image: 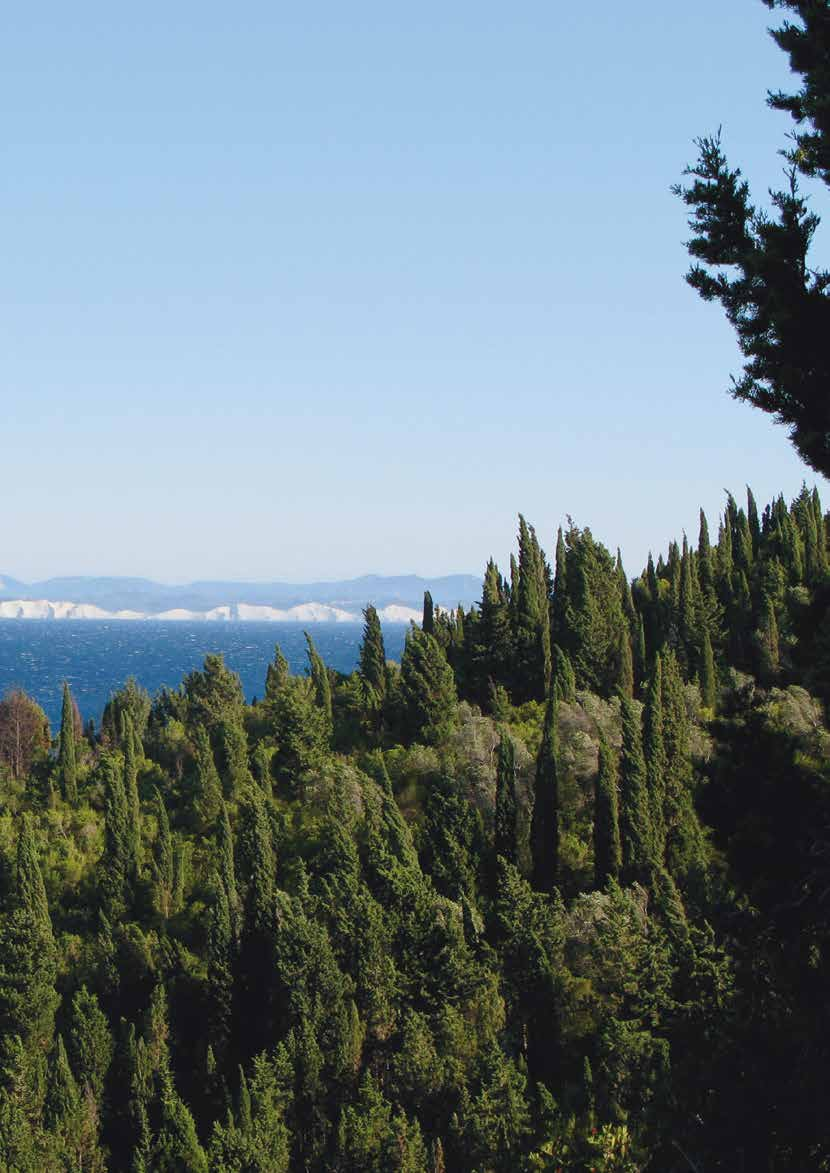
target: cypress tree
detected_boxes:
[422,591,435,635]
[698,509,715,599]
[238,1066,252,1133]
[758,591,781,679]
[551,526,568,645]
[652,867,691,952]
[359,605,387,701]
[736,507,754,573]
[122,712,141,875]
[477,560,512,698]
[305,632,333,737]
[508,553,519,628]
[747,486,761,556]
[217,798,239,919]
[643,657,667,863]
[252,742,273,793]
[679,538,697,670]
[399,627,459,745]
[594,736,621,888]
[796,486,821,582]
[3,820,59,1061]
[265,644,290,703]
[171,839,191,915]
[718,514,733,587]
[16,814,52,933]
[100,753,131,919]
[812,486,827,575]
[44,1034,80,1133]
[531,689,559,895]
[494,734,517,864]
[153,1065,209,1173]
[206,874,234,1070]
[618,696,653,885]
[552,644,576,703]
[667,540,681,609]
[67,985,113,1104]
[152,788,174,919]
[618,627,634,699]
[661,651,692,794]
[634,612,647,693]
[700,625,717,711]
[514,516,551,700]
[58,681,78,805]
[646,551,659,603]
[614,548,637,624]
[236,789,279,1063]
[193,724,223,827]
[220,717,251,795]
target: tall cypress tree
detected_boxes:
[17,814,52,934]
[100,752,131,919]
[477,560,512,699]
[634,613,648,694]
[58,682,78,805]
[206,872,234,1072]
[219,717,251,795]
[552,644,576,703]
[305,632,333,737]
[618,627,634,700]
[618,696,653,885]
[265,644,290,703]
[700,626,717,711]
[67,985,113,1105]
[217,799,240,935]
[514,516,551,701]
[551,526,568,646]
[359,605,387,701]
[757,591,781,679]
[193,724,223,827]
[698,509,715,600]
[594,736,621,888]
[122,712,141,876]
[0,824,59,1058]
[679,538,698,671]
[422,591,435,635]
[152,788,174,920]
[643,658,667,863]
[399,627,459,745]
[494,734,517,864]
[747,485,761,556]
[531,689,559,895]
[236,787,278,1059]
[812,486,827,575]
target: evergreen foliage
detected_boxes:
[398,627,458,745]
[674,2,830,475]
[531,689,559,894]
[1,486,829,1167]
[58,682,78,804]
[494,733,517,864]
[358,604,386,701]
[618,696,654,885]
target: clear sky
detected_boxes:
[2,1,824,585]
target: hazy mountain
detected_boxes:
[0,573,482,614]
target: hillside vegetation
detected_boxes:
[0,486,829,1171]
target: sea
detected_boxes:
[0,621,410,731]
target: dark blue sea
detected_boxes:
[0,621,409,732]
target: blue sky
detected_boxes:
[2,1,823,584]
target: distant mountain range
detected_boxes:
[0,573,482,622]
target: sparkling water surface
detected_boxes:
[0,621,408,731]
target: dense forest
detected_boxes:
[0,485,828,1171]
